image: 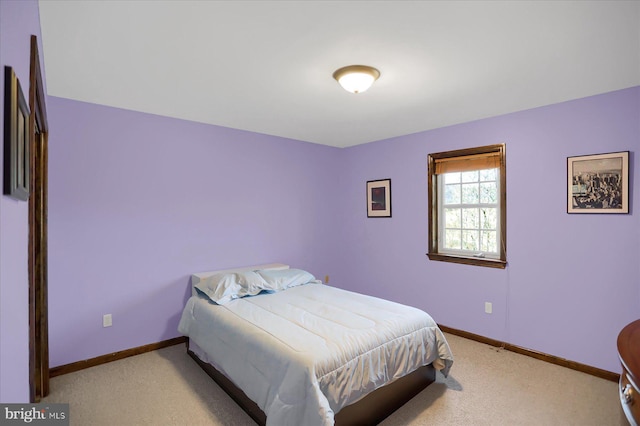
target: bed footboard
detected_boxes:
[187,346,436,425]
[187,349,266,424]
[334,363,436,425]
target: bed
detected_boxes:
[178,264,453,425]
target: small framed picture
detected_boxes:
[567,151,629,214]
[3,66,30,201]
[367,179,391,217]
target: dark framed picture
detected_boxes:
[567,151,629,214]
[367,178,391,217]
[3,66,30,201]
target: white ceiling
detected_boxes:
[38,1,639,148]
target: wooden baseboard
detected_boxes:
[50,328,619,383]
[49,336,187,378]
[438,325,619,382]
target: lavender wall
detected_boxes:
[334,87,639,373]
[0,0,46,403]
[48,88,638,376]
[47,98,342,367]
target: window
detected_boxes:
[427,144,506,268]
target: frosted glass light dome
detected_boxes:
[333,65,380,94]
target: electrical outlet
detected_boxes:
[324,275,329,283]
[485,302,492,314]
[103,314,112,327]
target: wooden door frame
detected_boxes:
[28,34,49,402]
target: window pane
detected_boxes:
[480,168,497,181]
[444,208,461,228]
[462,208,479,229]
[480,182,497,203]
[444,184,461,205]
[461,183,479,204]
[480,207,497,229]
[461,171,478,183]
[480,231,497,253]
[444,172,461,184]
[444,229,461,250]
[462,230,479,251]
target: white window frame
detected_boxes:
[437,170,501,259]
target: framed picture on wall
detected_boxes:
[3,66,30,201]
[567,151,629,214]
[367,179,391,217]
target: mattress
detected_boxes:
[178,282,453,426]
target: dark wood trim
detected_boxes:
[28,36,48,133]
[49,337,187,378]
[427,143,507,268]
[439,324,620,382]
[187,345,436,426]
[426,252,507,269]
[28,34,49,402]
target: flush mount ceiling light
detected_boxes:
[332,65,380,94]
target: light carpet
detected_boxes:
[42,333,628,425]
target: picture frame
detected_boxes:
[3,66,30,201]
[567,151,629,214]
[367,178,391,217]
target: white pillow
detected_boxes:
[256,268,320,290]
[194,270,267,305]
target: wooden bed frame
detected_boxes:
[187,341,436,425]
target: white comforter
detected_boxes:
[178,283,453,426]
